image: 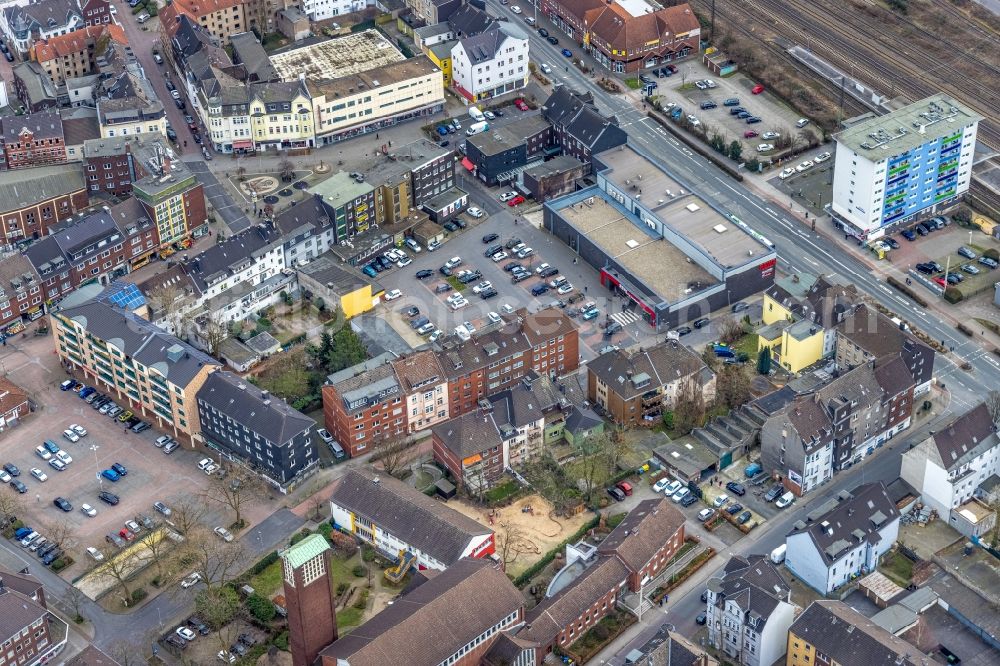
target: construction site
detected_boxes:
[269,29,407,83]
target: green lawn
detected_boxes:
[733,334,760,359]
[336,607,364,628]
[624,78,640,90]
[446,276,467,292]
[249,561,283,597]
[879,552,914,587]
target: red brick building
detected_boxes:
[520,498,686,659]
[0,255,44,336]
[25,198,159,304]
[0,569,65,663]
[322,355,405,458]
[0,111,66,170]
[541,0,700,73]
[82,135,136,199]
[279,535,338,666]
[0,164,88,246]
[0,377,30,432]
[80,0,112,27]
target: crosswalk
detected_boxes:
[609,310,642,327]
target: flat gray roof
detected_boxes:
[269,30,405,82]
[835,93,982,162]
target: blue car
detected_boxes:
[561,48,573,58]
[101,469,120,482]
[43,440,60,454]
[14,527,32,540]
[79,386,95,398]
[362,264,377,278]
[436,125,449,136]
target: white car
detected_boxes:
[203,463,218,475]
[450,298,469,310]
[181,572,202,589]
[516,247,533,258]
[796,160,814,172]
[653,478,671,493]
[473,281,493,294]
[686,114,701,126]
[444,256,463,269]
[446,293,464,304]
[384,289,402,301]
[556,283,574,295]
[463,320,477,334]
[35,446,52,461]
[483,110,496,120]
[672,487,689,502]
[170,89,181,100]
[488,312,502,325]
[713,494,729,507]
[55,450,73,465]
[155,435,174,448]
[510,4,522,13]
[176,626,196,641]
[704,79,717,88]
[779,168,795,180]
[814,151,831,163]
[62,429,79,443]
[756,143,774,152]
[467,207,484,218]
[428,329,442,342]
[81,503,97,517]
[540,63,552,74]
[500,303,515,314]
[761,131,780,140]
[198,458,214,471]
[395,256,412,268]
[663,480,684,496]
[535,263,551,274]
[218,651,237,663]
[70,424,87,437]
[86,546,104,561]
[697,508,715,522]
[775,492,795,508]
[0,470,9,483]
[30,468,48,482]
[213,526,234,542]
[498,191,517,202]
[491,251,508,262]
[694,80,709,90]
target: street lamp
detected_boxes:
[91,444,102,489]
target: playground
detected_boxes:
[448,494,594,577]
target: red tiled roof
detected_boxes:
[30,24,107,64]
[0,377,28,418]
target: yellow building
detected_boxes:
[297,257,378,320]
[248,82,315,151]
[788,600,926,666]
[424,41,455,87]
[52,300,220,443]
[758,273,858,374]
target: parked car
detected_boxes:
[214,526,234,542]
[725,481,746,496]
[154,501,172,516]
[713,494,729,507]
[697,508,715,522]
[957,246,977,259]
[764,484,784,502]
[607,486,625,502]
[775,492,795,508]
[101,469,120,482]
[99,491,120,506]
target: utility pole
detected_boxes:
[839,75,846,126]
[711,0,717,42]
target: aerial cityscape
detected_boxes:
[0,0,997,664]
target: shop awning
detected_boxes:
[461,157,475,172]
[232,140,253,149]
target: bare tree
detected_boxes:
[145,283,191,336]
[198,311,228,357]
[576,433,610,502]
[373,437,412,478]
[169,496,209,536]
[64,586,87,624]
[673,384,706,436]
[986,390,1000,422]
[495,521,525,566]
[279,158,294,182]
[196,586,243,654]
[40,518,79,552]
[718,316,744,345]
[140,528,175,582]
[96,544,145,607]
[0,493,25,530]
[605,427,632,476]
[203,467,265,529]
[186,530,250,592]
[716,365,752,410]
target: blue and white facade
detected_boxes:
[831,95,981,240]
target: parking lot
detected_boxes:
[1,336,253,579]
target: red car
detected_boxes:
[752,84,765,95]
[118,528,135,541]
[514,98,529,111]
[743,130,759,138]
[933,277,946,287]
[507,195,525,207]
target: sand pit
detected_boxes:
[448,494,593,576]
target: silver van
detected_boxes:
[328,441,346,459]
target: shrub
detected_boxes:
[130,588,148,604]
[151,575,162,588]
[592,623,611,641]
[952,207,972,225]
[131,4,145,14]
[957,322,974,337]
[289,527,313,546]
[248,551,280,576]
[247,593,277,622]
[984,248,999,262]
[336,582,349,595]
[318,522,333,541]
[352,565,366,577]
[353,589,369,610]
[51,558,67,572]
[362,548,375,563]
[661,411,675,429]
[273,631,289,650]
[943,286,964,303]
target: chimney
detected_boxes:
[162,155,171,174]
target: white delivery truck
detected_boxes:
[468,106,486,122]
[466,121,489,136]
[770,544,786,564]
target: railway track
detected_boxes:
[694,0,1000,150]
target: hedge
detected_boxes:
[886,275,928,306]
[957,322,974,337]
[248,550,280,577]
[944,286,964,304]
[513,515,599,588]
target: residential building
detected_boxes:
[522,155,589,202]
[758,273,859,369]
[415,4,498,86]
[79,0,110,27]
[405,0,462,24]
[229,31,278,83]
[761,353,914,483]
[310,172,379,244]
[280,534,338,666]
[0,377,30,431]
[901,402,999,527]
[60,105,101,159]
[25,198,158,306]
[519,499,686,659]
[705,555,797,666]
[329,468,495,571]
[784,482,900,594]
[0,569,67,664]
[273,196,337,268]
[197,370,317,491]
[1,0,85,55]
[276,7,309,41]
[323,353,406,457]
[393,351,449,434]
[300,0,365,22]
[248,80,315,151]
[540,0,699,73]
[0,164,88,247]
[51,299,221,442]
[832,94,981,240]
[545,144,778,330]
[131,139,208,248]
[12,61,60,112]
[157,0,248,46]
[82,134,138,199]
[622,630,719,666]
[0,255,44,335]
[95,39,168,140]
[465,114,554,185]
[29,23,108,86]
[451,22,529,103]
[316,557,523,666]
[379,138,457,219]
[0,111,66,170]
[835,303,934,395]
[787,600,927,666]
[541,87,628,165]
[588,338,716,428]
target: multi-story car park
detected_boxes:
[831,94,980,241]
[543,144,777,331]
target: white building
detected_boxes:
[706,555,798,666]
[451,22,529,103]
[785,482,900,594]
[831,94,981,240]
[328,468,496,572]
[1,0,84,55]
[901,402,999,526]
[300,0,366,22]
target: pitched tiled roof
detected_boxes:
[447,3,495,37]
[1,110,63,143]
[922,402,997,471]
[182,224,283,294]
[786,482,898,565]
[0,378,29,417]
[710,555,790,629]
[197,371,314,446]
[791,600,924,666]
[61,107,101,145]
[583,3,700,54]
[391,351,445,392]
[589,339,707,400]
[836,304,935,386]
[432,409,505,459]
[319,558,522,666]
[329,469,492,566]
[30,23,106,63]
[0,587,48,644]
[456,22,527,63]
[597,498,685,571]
[0,255,40,297]
[783,396,833,453]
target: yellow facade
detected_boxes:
[340,284,375,319]
[100,116,167,140]
[426,48,453,87]
[786,630,818,666]
[758,322,825,374]
[763,292,794,325]
[249,93,315,149]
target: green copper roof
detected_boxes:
[279,533,331,569]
